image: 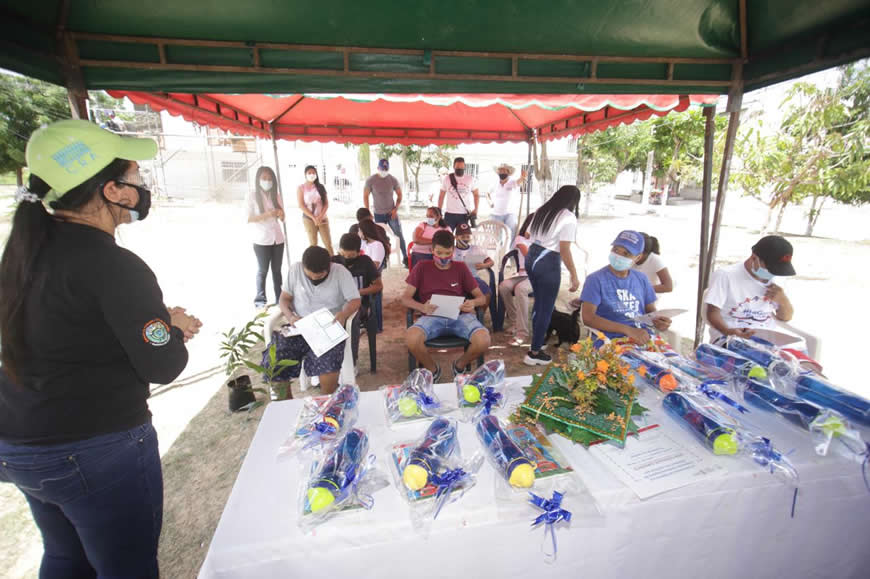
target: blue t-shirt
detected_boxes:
[580,267,657,338]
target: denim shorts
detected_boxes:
[413,313,486,341]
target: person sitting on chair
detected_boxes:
[403,230,490,381]
[499,213,534,346]
[333,233,382,364]
[704,235,796,343]
[272,246,361,394]
[453,222,494,302]
[580,230,671,345]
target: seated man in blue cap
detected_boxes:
[580,230,672,344]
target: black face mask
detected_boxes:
[105,181,152,221]
[454,168,465,177]
[310,274,328,286]
[498,173,509,181]
[344,256,358,266]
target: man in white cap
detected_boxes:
[487,163,526,238]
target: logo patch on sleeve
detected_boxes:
[143,319,171,346]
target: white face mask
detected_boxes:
[426,217,436,226]
[306,173,317,183]
[259,179,273,191]
[378,170,388,178]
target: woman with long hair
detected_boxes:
[297,165,333,254]
[0,120,201,577]
[247,166,285,307]
[523,185,581,366]
[358,218,386,270]
[409,206,451,269]
[635,232,673,293]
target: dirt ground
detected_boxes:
[2,186,870,578]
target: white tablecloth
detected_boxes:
[199,377,870,579]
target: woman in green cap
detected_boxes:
[0,119,202,577]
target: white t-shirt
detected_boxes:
[492,178,518,215]
[441,173,478,215]
[704,262,782,340]
[512,236,531,272]
[635,253,666,286]
[245,189,285,246]
[529,209,577,251]
[283,262,360,316]
[360,239,385,268]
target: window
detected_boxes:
[221,161,247,184]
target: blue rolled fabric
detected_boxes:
[663,392,739,455]
[402,417,458,491]
[698,380,750,414]
[306,428,368,513]
[475,414,535,487]
[744,378,822,430]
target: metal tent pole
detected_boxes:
[271,123,292,269]
[694,106,717,348]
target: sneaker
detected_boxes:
[452,360,467,378]
[510,336,527,346]
[523,350,552,366]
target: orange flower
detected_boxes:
[596,360,609,373]
[619,365,629,376]
[596,372,607,383]
[570,343,581,353]
[576,370,586,380]
[637,365,648,377]
[628,374,636,385]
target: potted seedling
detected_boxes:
[219,311,270,412]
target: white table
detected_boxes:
[199,377,870,579]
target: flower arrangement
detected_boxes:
[513,337,645,446]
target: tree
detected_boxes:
[649,109,715,197]
[733,64,870,235]
[0,74,70,185]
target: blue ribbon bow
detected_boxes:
[699,380,750,414]
[416,391,439,413]
[751,437,786,472]
[481,387,503,415]
[430,468,469,519]
[334,454,377,511]
[529,491,572,560]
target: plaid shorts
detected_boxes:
[263,331,345,380]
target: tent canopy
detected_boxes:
[1,1,868,95]
[110,92,718,145]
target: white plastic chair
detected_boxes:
[472,219,511,267]
[384,229,402,267]
[263,310,357,391]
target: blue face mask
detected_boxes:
[609,252,635,271]
[753,266,774,281]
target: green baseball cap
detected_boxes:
[25,119,157,204]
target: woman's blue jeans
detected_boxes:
[0,422,163,578]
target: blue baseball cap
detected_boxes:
[611,230,644,256]
[377,159,389,170]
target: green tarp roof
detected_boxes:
[1,0,868,94]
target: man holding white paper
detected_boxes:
[269,246,360,394]
[403,230,490,381]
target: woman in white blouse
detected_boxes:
[635,233,673,293]
[247,166,285,307]
[358,219,386,269]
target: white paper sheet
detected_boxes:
[281,308,348,357]
[749,327,803,347]
[588,425,726,500]
[635,308,688,325]
[429,294,465,320]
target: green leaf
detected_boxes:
[269,343,277,367]
[276,359,298,367]
[243,360,267,374]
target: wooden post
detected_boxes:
[694,106,717,348]
[700,65,744,337]
[271,123,292,268]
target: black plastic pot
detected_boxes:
[227,375,255,412]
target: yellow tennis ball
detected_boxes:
[747,365,768,380]
[307,487,335,513]
[398,396,420,417]
[463,384,481,404]
[713,431,739,456]
[508,463,536,488]
[402,464,429,490]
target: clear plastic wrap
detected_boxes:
[298,428,388,530]
[722,336,800,380]
[455,359,506,421]
[620,349,679,393]
[388,417,482,528]
[662,391,798,484]
[277,383,360,457]
[475,414,537,488]
[743,377,866,456]
[792,373,870,428]
[381,368,451,427]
